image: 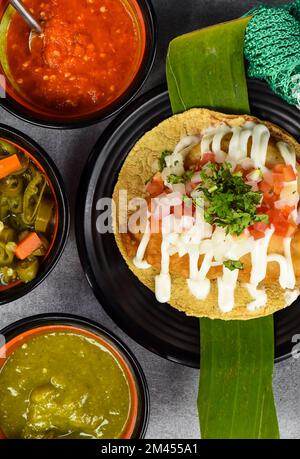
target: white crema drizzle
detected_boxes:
[132,122,299,312]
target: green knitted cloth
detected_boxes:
[244,0,300,107]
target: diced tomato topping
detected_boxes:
[274,220,297,237]
[281,205,295,218]
[266,207,297,237]
[272,173,284,194]
[259,164,296,206]
[200,152,216,166]
[287,222,298,236]
[264,194,277,206]
[259,180,273,194]
[248,226,266,240]
[146,172,165,197]
[254,222,268,232]
[259,180,278,206]
[267,208,290,223]
[272,164,285,173]
[283,164,297,182]
[249,221,269,239]
[273,182,283,196]
[259,165,297,209]
[257,205,269,215]
[272,164,296,181]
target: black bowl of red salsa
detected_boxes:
[0,0,156,128]
[0,125,69,304]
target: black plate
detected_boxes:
[76,80,300,368]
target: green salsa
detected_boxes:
[0,331,132,439]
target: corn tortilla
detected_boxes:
[113,108,300,320]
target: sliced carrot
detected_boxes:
[15,232,42,260]
[0,154,22,179]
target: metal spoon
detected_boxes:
[10,0,43,50]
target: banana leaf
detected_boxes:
[166,17,280,439]
[167,18,251,115]
[199,318,279,439]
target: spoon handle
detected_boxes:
[10,0,42,34]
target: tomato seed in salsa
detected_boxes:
[6,0,144,115]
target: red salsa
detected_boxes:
[5,0,145,116]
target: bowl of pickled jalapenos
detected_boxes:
[0,126,69,304]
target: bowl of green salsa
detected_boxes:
[0,314,149,439]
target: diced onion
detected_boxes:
[245,180,259,191]
[263,168,273,185]
[246,168,262,182]
[275,197,298,209]
[191,172,201,184]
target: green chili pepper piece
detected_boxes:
[0,140,18,157]
[16,256,39,283]
[22,173,47,225]
[0,196,10,220]
[0,226,16,244]
[0,266,17,285]
[0,176,23,197]
[9,196,23,214]
[0,241,15,267]
[35,198,54,233]
[7,215,32,232]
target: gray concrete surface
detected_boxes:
[0,0,299,439]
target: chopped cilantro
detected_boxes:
[167,174,180,184]
[167,170,194,184]
[182,194,205,209]
[196,162,269,235]
[233,171,243,177]
[193,196,204,209]
[159,150,172,172]
[223,260,244,271]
